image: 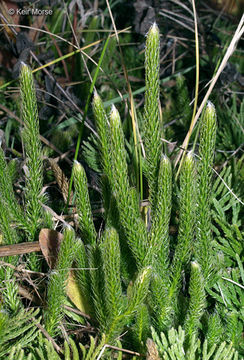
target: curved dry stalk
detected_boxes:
[175,14,244,170]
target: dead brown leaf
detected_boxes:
[39,228,63,269]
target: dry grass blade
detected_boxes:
[212,167,244,206]
[0,15,95,136]
[161,8,194,24]
[170,0,194,16]
[0,22,130,75]
[0,18,76,48]
[0,103,72,165]
[159,10,195,33]
[175,14,244,169]
[97,344,141,360]
[222,277,244,290]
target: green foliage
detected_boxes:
[92,92,112,181]
[0,308,39,358]
[101,227,124,326]
[50,124,78,154]
[108,105,147,267]
[184,262,206,345]
[170,152,197,297]
[143,23,162,210]
[0,21,242,358]
[44,227,76,337]
[0,147,25,231]
[211,165,243,267]
[195,102,217,282]
[216,97,244,157]
[206,164,243,353]
[132,303,151,350]
[20,64,45,240]
[1,268,21,313]
[74,239,91,311]
[78,334,106,360]
[145,155,172,271]
[0,194,19,248]
[206,267,244,353]
[150,326,240,359]
[81,134,101,173]
[175,74,192,127]
[73,161,96,245]
[3,333,124,360]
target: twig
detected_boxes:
[97,344,141,360]
[64,304,92,320]
[0,241,40,257]
[35,322,63,353]
[0,260,45,276]
[18,285,42,304]
[222,277,244,289]
[212,166,244,206]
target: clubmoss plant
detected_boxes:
[20,63,45,240]
[73,161,96,245]
[92,91,112,182]
[0,148,25,231]
[0,307,39,358]
[184,261,206,346]
[150,151,197,330]
[0,64,48,272]
[108,105,147,268]
[49,22,236,351]
[0,63,48,309]
[169,152,197,298]
[71,22,224,349]
[0,22,242,358]
[144,154,172,269]
[44,227,76,337]
[72,158,152,339]
[195,102,217,282]
[143,23,162,212]
[101,227,124,327]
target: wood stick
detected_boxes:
[0,241,40,257]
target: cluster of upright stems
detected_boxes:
[0,24,217,347]
[71,23,217,343]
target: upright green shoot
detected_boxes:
[92,92,113,217]
[195,102,217,282]
[184,261,206,347]
[45,227,76,337]
[109,105,147,268]
[145,155,172,271]
[143,23,162,211]
[170,152,197,299]
[101,228,124,328]
[20,64,45,240]
[73,161,96,245]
